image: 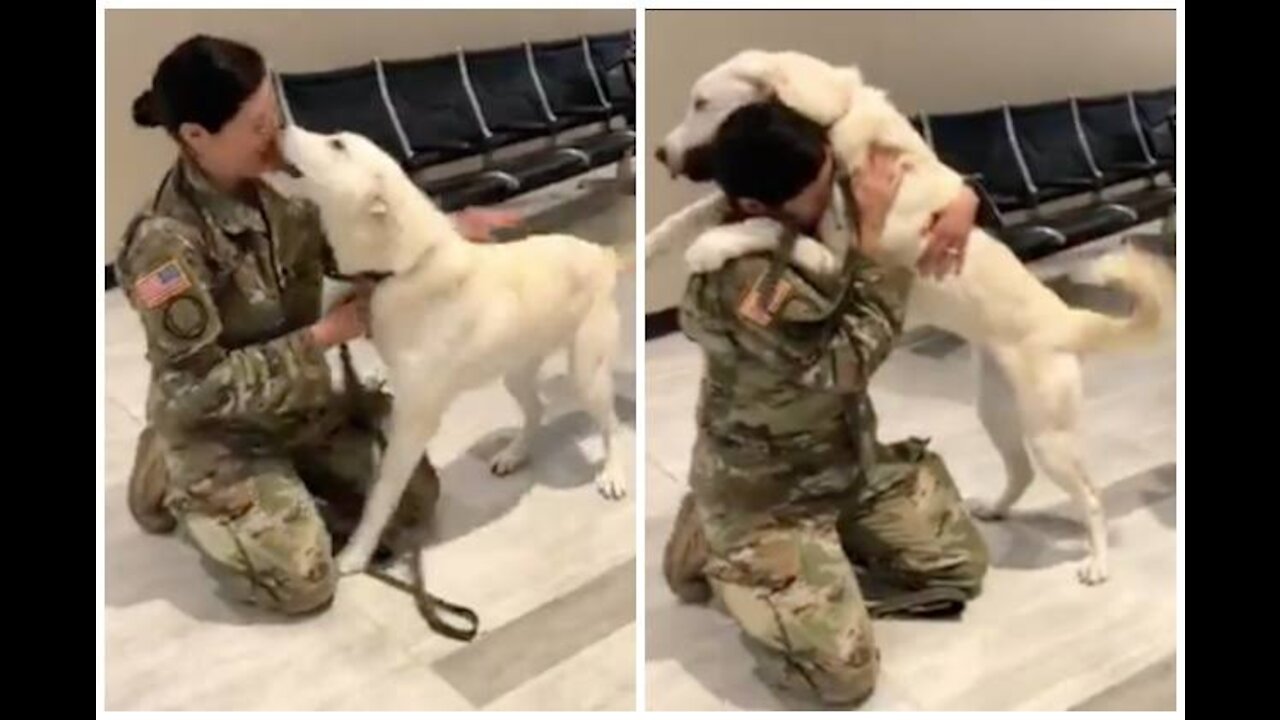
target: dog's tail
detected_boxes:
[1049,245,1176,355]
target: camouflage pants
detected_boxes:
[134,409,439,616]
[681,437,988,706]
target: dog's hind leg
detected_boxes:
[572,293,627,500]
[335,404,443,575]
[1027,427,1107,585]
[1020,352,1108,585]
[970,346,1036,521]
[492,360,544,476]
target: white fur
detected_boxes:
[266,127,628,575]
[651,50,1176,585]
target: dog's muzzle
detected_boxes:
[280,161,304,179]
[682,144,715,182]
[656,143,714,181]
[656,146,682,180]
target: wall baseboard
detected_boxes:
[645,308,679,341]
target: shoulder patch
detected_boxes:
[161,295,210,340]
[133,259,192,309]
[737,272,794,327]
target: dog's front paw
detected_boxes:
[335,544,374,576]
[1077,558,1109,585]
[968,499,1007,522]
[684,240,734,273]
[594,466,627,500]
[792,239,839,276]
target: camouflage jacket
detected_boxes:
[678,189,914,478]
[115,156,338,443]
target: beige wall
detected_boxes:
[105,8,633,259]
[644,9,1176,312]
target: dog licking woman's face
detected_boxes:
[179,78,288,189]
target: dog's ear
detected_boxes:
[762,52,856,127]
[365,173,390,218]
[727,50,777,100]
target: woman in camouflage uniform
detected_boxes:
[118,35,517,615]
[662,103,989,705]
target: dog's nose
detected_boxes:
[655,146,667,165]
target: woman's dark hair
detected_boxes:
[711,101,828,207]
[132,34,267,136]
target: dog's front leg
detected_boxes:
[684,219,779,273]
[684,218,838,277]
[645,192,729,260]
[335,408,441,575]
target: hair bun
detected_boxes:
[132,89,161,128]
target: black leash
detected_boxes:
[751,208,806,312]
[749,174,866,322]
[363,545,480,642]
[321,242,392,284]
[322,245,480,643]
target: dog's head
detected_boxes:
[656,50,861,180]
[264,126,423,276]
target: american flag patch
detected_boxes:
[133,259,192,309]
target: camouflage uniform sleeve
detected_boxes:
[715,253,913,393]
[117,218,333,429]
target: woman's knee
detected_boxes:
[808,628,881,706]
[269,555,338,615]
[207,538,337,615]
[180,475,338,616]
[950,532,990,597]
[716,563,881,706]
[760,620,881,706]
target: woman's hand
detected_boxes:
[309,287,371,348]
[850,145,908,253]
[917,185,979,279]
[452,207,524,242]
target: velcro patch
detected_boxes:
[737,274,793,327]
[162,296,210,340]
[134,259,192,309]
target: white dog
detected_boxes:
[266,126,629,575]
[649,50,1175,585]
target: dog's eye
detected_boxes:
[329,138,346,152]
[693,97,707,111]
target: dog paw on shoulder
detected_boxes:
[684,240,736,273]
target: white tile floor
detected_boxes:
[644,228,1178,711]
[103,169,637,711]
